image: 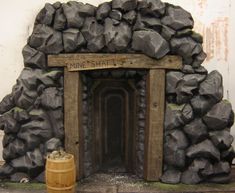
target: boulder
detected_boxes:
[109,10,122,20]
[190,95,215,116]
[3,139,26,161]
[123,10,136,24]
[186,139,220,161]
[0,163,14,178]
[138,0,165,17]
[96,2,111,21]
[181,168,202,184]
[161,5,194,30]
[183,119,208,144]
[10,149,44,177]
[166,71,184,94]
[192,51,207,68]
[221,146,235,164]
[0,94,15,114]
[22,45,46,69]
[62,2,84,28]
[164,145,185,168]
[104,18,132,52]
[194,66,208,74]
[164,104,184,130]
[35,3,55,26]
[199,70,223,103]
[53,7,66,31]
[29,24,63,54]
[12,109,30,123]
[161,169,181,184]
[203,101,233,130]
[40,87,62,110]
[165,129,188,150]
[82,17,105,52]
[78,3,96,17]
[132,30,169,59]
[63,28,86,53]
[0,114,19,134]
[181,65,195,74]
[134,14,162,32]
[112,0,137,11]
[209,130,234,150]
[45,138,62,152]
[161,25,175,41]
[181,104,194,124]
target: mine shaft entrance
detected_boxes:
[92,80,137,173]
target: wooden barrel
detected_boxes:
[46,154,76,193]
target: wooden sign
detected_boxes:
[48,54,182,71]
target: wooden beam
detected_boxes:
[144,69,165,181]
[64,69,82,180]
[48,54,182,71]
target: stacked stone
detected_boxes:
[0,0,233,183]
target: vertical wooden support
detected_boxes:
[144,69,165,181]
[64,68,82,180]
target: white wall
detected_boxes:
[0,0,234,161]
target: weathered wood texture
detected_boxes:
[64,69,82,180]
[144,69,165,181]
[48,54,182,71]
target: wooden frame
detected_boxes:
[48,54,182,181]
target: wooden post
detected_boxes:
[64,68,82,180]
[144,69,165,181]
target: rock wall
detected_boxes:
[0,0,234,184]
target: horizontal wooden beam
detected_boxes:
[48,54,182,71]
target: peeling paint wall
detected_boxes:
[0,0,235,161]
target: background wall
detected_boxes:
[0,0,234,161]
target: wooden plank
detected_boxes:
[64,69,82,180]
[48,54,182,70]
[144,69,165,181]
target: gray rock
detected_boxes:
[165,129,188,150]
[213,162,231,175]
[176,78,198,104]
[109,10,122,20]
[138,0,165,17]
[96,2,111,21]
[29,24,63,54]
[209,130,234,150]
[208,174,231,184]
[82,17,105,52]
[181,168,202,184]
[3,139,26,161]
[13,109,30,123]
[112,0,137,11]
[10,148,44,177]
[45,138,62,152]
[161,169,181,184]
[166,71,183,94]
[203,101,233,130]
[132,30,169,59]
[0,94,15,114]
[123,10,136,24]
[40,87,62,110]
[191,31,203,43]
[63,28,86,52]
[181,65,195,74]
[194,66,208,74]
[22,45,46,69]
[164,104,184,130]
[53,2,61,9]
[0,114,19,134]
[78,3,96,17]
[192,51,207,68]
[199,70,223,102]
[190,158,210,172]
[35,171,45,183]
[164,145,185,168]
[161,5,194,30]
[181,104,194,123]
[190,95,215,116]
[183,119,208,144]
[35,3,55,26]
[0,163,14,177]
[104,18,132,52]
[161,25,175,41]
[10,172,29,182]
[2,134,15,147]
[186,139,220,161]
[134,14,162,32]
[53,7,66,31]
[62,2,84,28]
[175,28,192,38]
[221,146,235,164]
